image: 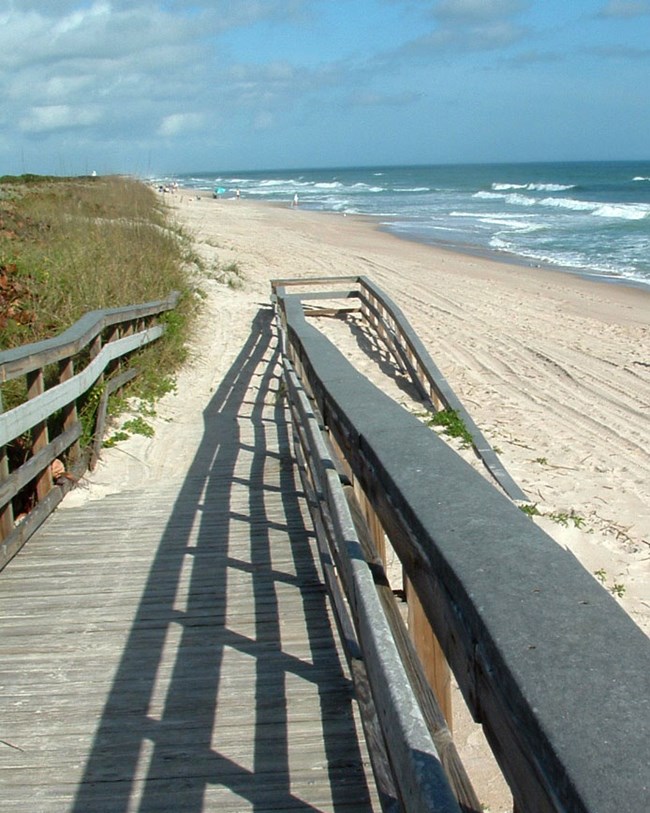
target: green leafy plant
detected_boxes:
[593,569,626,598]
[424,408,473,448]
[121,416,155,438]
[104,431,129,447]
[547,510,585,528]
[78,383,106,447]
[519,503,542,518]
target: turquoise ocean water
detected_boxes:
[167,161,650,289]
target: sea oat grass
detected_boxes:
[1,173,197,342]
[0,173,200,426]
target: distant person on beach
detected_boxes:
[236,188,241,199]
[293,193,298,207]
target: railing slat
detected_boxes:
[0,423,81,508]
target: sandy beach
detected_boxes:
[166,193,649,617]
[66,191,649,812]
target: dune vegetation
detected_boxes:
[0,174,201,478]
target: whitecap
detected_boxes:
[259,179,295,187]
[493,181,574,192]
[526,183,574,192]
[536,196,649,219]
[505,193,537,206]
[492,183,527,190]
[539,196,596,212]
[482,217,543,232]
[592,203,650,220]
[632,176,650,181]
[473,190,504,200]
[348,183,384,192]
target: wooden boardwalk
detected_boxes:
[0,311,378,812]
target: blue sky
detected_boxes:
[0,0,648,175]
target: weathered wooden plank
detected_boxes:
[0,423,81,508]
[0,310,379,813]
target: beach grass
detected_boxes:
[0,173,199,361]
[0,173,201,445]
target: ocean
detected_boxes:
[167,161,650,289]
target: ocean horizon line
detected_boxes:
[158,160,650,291]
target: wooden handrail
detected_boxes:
[0,292,180,569]
[0,292,179,382]
[272,277,650,813]
[271,276,526,502]
[281,353,467,813]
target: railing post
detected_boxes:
[58,357,80,462]
[0,392,15,541]
[353,479,386,566]
[406,578,453,732]
[26,368,53,501]
[104,324,121,378]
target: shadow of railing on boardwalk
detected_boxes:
[72,307,372,812]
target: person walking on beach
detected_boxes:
[292,193,298,207]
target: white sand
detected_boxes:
[64,192,649,812]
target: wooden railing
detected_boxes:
[273,274,527,503]
[0,292,179,569]
[272,276,649,813]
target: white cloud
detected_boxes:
[19,104,102,133]
[597,0,650,16]
[433,0,528,21]
[158,113,204,137]
[396,19,525,56]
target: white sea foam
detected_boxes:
[592,203,649,220]
[450,211,539,231]
[474,191,504,200]
[538,196,649,219]
[505,193,537,206]
[492,182,574,192]
[539,196,595,212]
[632,176,650,181]
[492,183,527,190]
[527,183,574,191]
[258,179,291,186]
[482,217,543,232]
[348,183,384,192]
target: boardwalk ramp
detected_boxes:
[0,308,378,812]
